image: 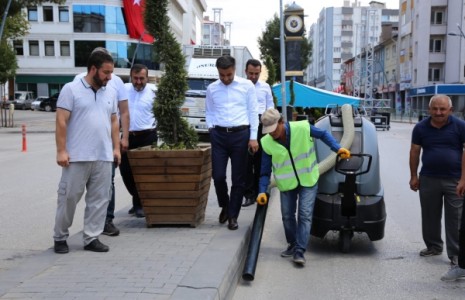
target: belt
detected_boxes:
[129,128,156,136]
[214,125,250,133]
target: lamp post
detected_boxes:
[279,0,287,122]
[448,23,465,84]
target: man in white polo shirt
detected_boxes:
[53,49,120,253]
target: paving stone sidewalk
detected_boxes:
[0,188,255,300]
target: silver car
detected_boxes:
[31,96,48,111]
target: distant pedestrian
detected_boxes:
[409,94,465,265]
[242,59,274,207]
[53,48,120,253]
[257,108,350,266]
[74,48,130,237]
[206,55,259,230]
[119,64,157,218]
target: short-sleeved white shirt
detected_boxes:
[57,78,118,162]
[125,83,157,131]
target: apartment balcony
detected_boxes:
[341,41,353,48]
[429,52,446,63]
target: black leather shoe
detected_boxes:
[54,240,69,254]
[242,197,255,207]
[128,207,135,214]
[228,218,238,230]
[135,207,145,218]
[84,239,109,252]
[219,208,228,224]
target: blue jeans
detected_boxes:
[280,184,318,253]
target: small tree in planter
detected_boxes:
[144,0,198,149]
[126,0,211,227]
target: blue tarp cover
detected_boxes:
[272,81,361,108]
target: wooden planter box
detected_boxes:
[127,146,212,227]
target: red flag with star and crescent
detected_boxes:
[123,0,154,43]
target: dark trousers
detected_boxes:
[460,202,465,268]
[119,131,157,209]
[419,175,462,261]
[210,127,249,219]
[244,121,264,200]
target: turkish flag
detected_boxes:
[123,0,154,43]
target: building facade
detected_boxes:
[307,0,398,92]
[8,0,207,98]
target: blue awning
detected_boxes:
[272,81,361,108]
[410,84,465,96]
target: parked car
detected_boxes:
[39,93,59,112]
[2,91,35,110]
[31,96,49,111]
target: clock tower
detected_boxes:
[284,2,304,83]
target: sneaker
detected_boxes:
[441,265,465,281]
[102,221,120,236]
[281,244,296,257]
[419,248,442,257]
[84,239,109,252]
[293,251,306,265]
[54,240,69,254]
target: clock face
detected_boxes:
[285,15,303,33]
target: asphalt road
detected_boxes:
[233,121,465,299]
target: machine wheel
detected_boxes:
[339,230,353,253]
[45,104,52,112]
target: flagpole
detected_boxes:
[131,32,146,67]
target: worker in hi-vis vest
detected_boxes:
[256,108,350,267]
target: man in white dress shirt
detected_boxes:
[120,64,157,218]
[206,55,259,230]
[242,59,275,207]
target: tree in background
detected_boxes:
[144,0,198,149]
[257,14,311,81]
[0,0,64,84]
[265,55,278,107]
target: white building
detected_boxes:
[405,0,465,118]
[307,1,398,91]
[8,0,207,98]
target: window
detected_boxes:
[429,38,442,53]
[13,40,24,55]
[45,41,55,56]
[428,68,441,81]
[60,41,70,56]
[430,11,443,25]
[43,6,54,22]
[28,7,38,21]
[29,40,39,56]
[59,7,69,22]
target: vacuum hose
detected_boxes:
[318,104,355,175]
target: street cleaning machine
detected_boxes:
[312,104,386,252]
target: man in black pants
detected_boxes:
[242,59,275,207]
[120,64,157,218]
[205,55,259,230]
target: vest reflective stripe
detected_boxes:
[261,121,320,192]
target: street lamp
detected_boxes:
[448,23,465,39]
[448,23,465,84]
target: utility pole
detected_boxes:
[279,0,287,121]
[0,0,13,41]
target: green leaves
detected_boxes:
[144,0,198,149]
